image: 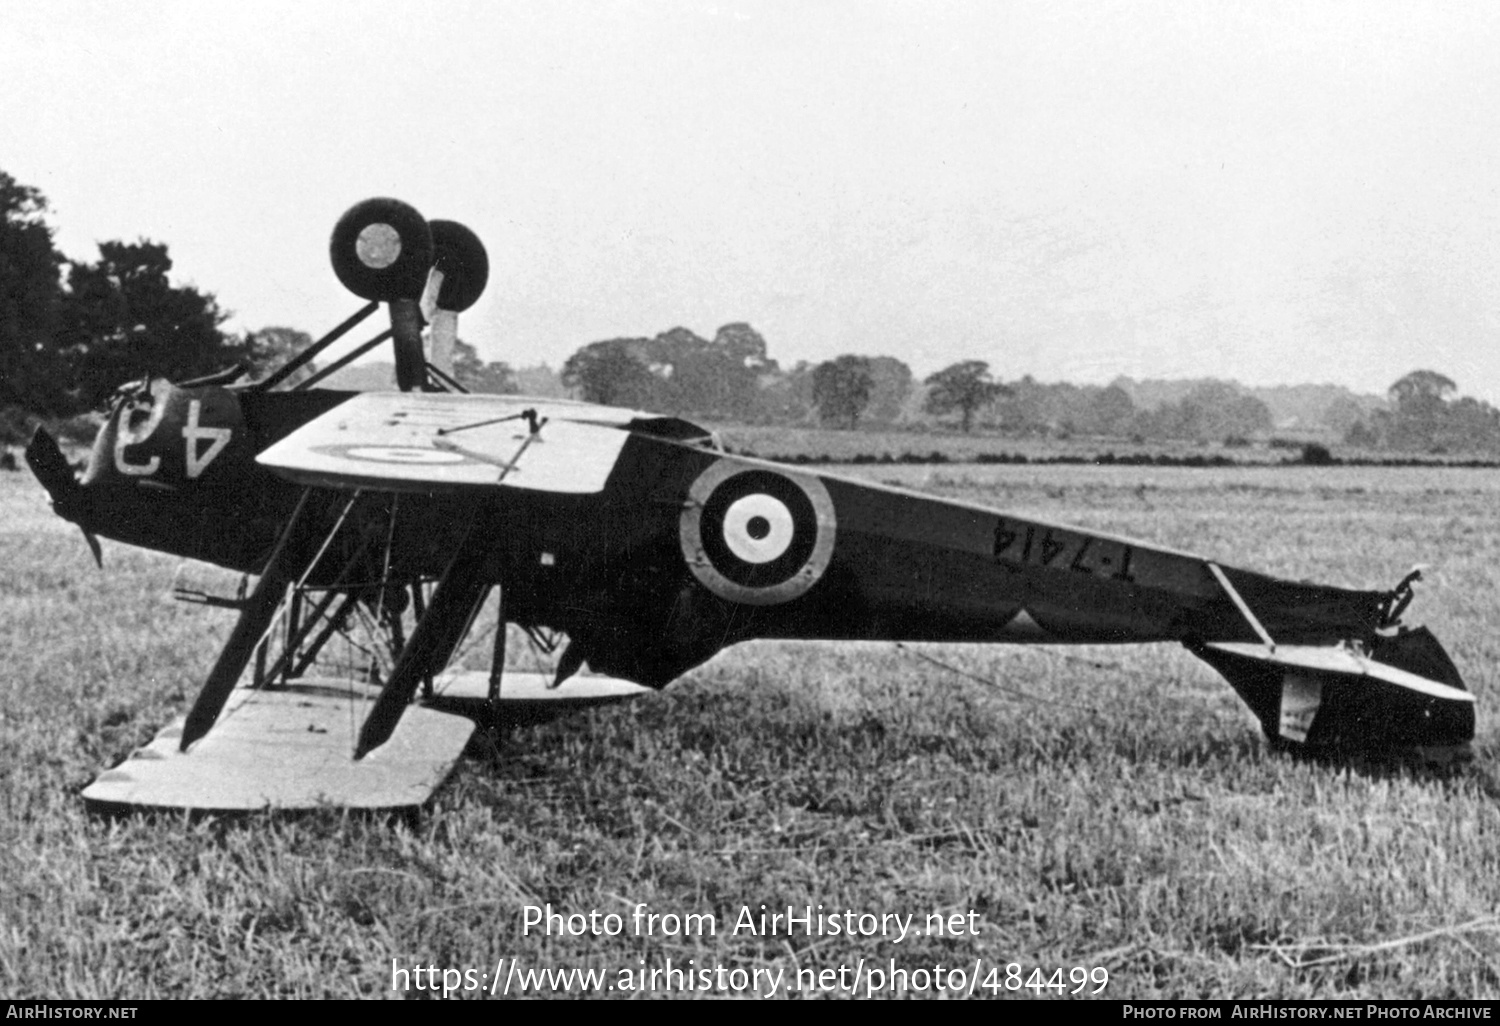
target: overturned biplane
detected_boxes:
[27,198,1475,811]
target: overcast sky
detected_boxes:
[3,1,1497,399]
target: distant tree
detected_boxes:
[639,323,772,419]
[711,322,778,376]
[563,323,776,417]
[923,360,1005,433]
[1320,393,1370,438]
[55,240,242,408]
[1438,395,1500,451]
[652,326,746,418]
[755,360,817,424]
[0,170,68,414]
[1076,383,1136,437]
[561,338,659,407]
[1344,419,1379,448]
[1128,378,1272,438]
[1129,381,1272,442]
[1040,380,1135,437]
[1389,370,1457,412]
[991,374,1047,435]
[512,363,567,398]
[811,355,873,428]
[1186,381,1273,440]
[452,339,517,393]
[1382,370,1460,451]
[245,326,314,386]
[864,356,914,424]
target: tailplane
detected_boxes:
[1191,627,1474,762]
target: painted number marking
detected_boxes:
[113,396,167,477]
[992,518,1135,582]
[182,400,232,478]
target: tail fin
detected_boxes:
[1191,628,1474,761]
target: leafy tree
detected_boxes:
[452,339,517,393]
[0,171,68,414]
[561,338,659,407]
[563,323,776,417]
[511,363,567,398]
[1321,393,1370,438]
[1075,383,1136,437]
[245,326,315,386]
[1365,371,1500,453]
[647,324,774,419]
[710,322,778,376]
[1376,370,1461,451]
[990,374,1047,435]
[924,360,1004,433]
[755,359,817,424]
[864,356,915,424]
[1389,370,1457,412]
[812,355,873,429]
[55,240,242,408]
[1438,395,1500,451]
[1185,381,1273,440]
[1129,381,1272,442]
[1344,419,1379,448]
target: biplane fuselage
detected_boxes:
[23,197,1477,806]
[45,378,1391,656]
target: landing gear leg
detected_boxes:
[354,530,489,759]
[181,490,313,750]
[487,588,506,744]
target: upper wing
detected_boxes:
[256,392,657,494]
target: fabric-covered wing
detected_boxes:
[256,392,654,494]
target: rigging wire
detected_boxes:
[892,642,1102,714]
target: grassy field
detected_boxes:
[1,462,1497,1000]
[709,423,1500,467]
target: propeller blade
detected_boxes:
[26,427,100,566]
[24,427,78,510]
[81,529,102,569]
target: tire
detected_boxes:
[428,219,490,312]
[329,198,434,301]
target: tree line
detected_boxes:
[559,327,1500,453]
[4,166,1496,454]
[560,330,1280,441]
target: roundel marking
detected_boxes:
[339,445,465,465]
[355,223,402,269]
[680,461,836,605]
[722,493,795,564]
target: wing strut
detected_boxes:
[180,489,314,750]
[1207,562,1276,654]
[254,531,376,688]
[254,301,379,391]
[354,523,492,758]
[487,587,506,735]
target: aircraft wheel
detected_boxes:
[330,198,434,301]
[429,220,490,312]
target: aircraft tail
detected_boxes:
[1190,627,1474,761]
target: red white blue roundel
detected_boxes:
[680,461,836,605]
